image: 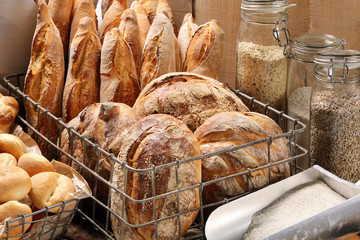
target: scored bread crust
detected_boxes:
[111,114,201,239]
[139,0,159,24]
[62,17,101,123]
[130,1,151,51]
[156,0,178,36]
[133,72,249,132]
[178,13,198,66]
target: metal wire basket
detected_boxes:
[2,73,307,240]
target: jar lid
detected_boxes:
[241,0,295,12]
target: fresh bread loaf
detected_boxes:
[62,17,101,123]
[29,172,75,213]
[0,166,31,203]
[133,72,249,132]
[98,0,126,44]
[139,0,158,24]
[0,201,32,239]
[183,20,224,79]
[178,13,198,66]
[130,1,150,51]
[18,152,54,177]
[0,133,27,159]
[0,93,19,134]
[156,0,178,36]
[100,28,140,106]
[111,114,201,239]
[24,0,65,157]
[101,0,113,17]
[0,153,17,166]
[140,12,180,89]
[60,102,138,201]
[70,0,98,46]
[119,9,142,79]
[194,111,290,207]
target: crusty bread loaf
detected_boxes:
[0,166,32,203]
[98,0,126,44]
[70,0,98,46]
[0,153,17,166]
[0,201,32,239]
[111,114,201,239]
[62,17,101,123]
[24,0,65,157]
[0,134,27,159]
[130,1,150,51]
[156,0,178,36]
[29,172,75,213]
[183,19,224,79]
[47,0,73,58]
[0,93,19,134]
[101,0,113,17]
[194,111,290,207]
[18,152,54,177]
[100,28,140,106]
[139,0,158,24]
[133,72,249,132]
[119,9,142,79]
[60,102,139,201]
[178,13,198,66]
[140,13,180,89]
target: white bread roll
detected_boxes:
[0,166,31,203]
[0,133,27,159]
[18,152,55,177]
[0,153,17,166]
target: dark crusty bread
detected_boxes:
[100,28,140,106]
[111,114,201,239]
[133,72,249,132]
[62,17,101,123]
[24,0,65,157]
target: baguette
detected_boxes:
[100,28,140,106]
[178,13,198,66]
[130,1,150,51]
[139,0,158,24]
[183,19,225,79]
[62,17,101,123]
[98,0,126,44]
[24,0,65,157]
[140,13,179,89]
[101,0,113,17]
[156,0,178,36]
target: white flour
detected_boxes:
[243,180,346,240]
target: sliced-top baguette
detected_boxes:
[156,0,178,36]
[130,1,150,51]
[62,17,101,123]
[101,0,114,17]
[139,0,158,24]
[178,13,198,66]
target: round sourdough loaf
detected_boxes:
[133,72,249,132]
[110,114,201,239]
[60,102,139,201]
[0,165,31,203]
[194,111,290,207]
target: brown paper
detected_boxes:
[10,124,42,155]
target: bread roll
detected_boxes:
[0,166,31,203]
[119,9,142,79]
[194,111,290,207]
[24,0,64,157]
[156,0,178,36]
[47,0,73,58]
[133,72,249,131]
[178,13,198,66]
[62,17,101,123]
[0,93,19,134]
[0,133,27,159]
[139,0,158,24]
[70,0,98,46]
[101,0,113,17]
[183,20,224,79]
[140,13,180,89]
[0,153,17,166]
[0,201,32,239]
[130,1,150,51]
[18,152,54,177]
[60,102,139,201]
[100,28,140,106]
[98,0,126,44]
[29,172,75,213]
[111,114,201,239]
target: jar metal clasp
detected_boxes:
[272,20,291,56]
[328,57,349,85]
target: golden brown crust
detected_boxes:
[140,13,179,89]
[0,134,27,159]
[101,0,113,17]
[111,114,201,239]
[133,72,249,132]
[0,93,19,134]
[183,19,224,79]
[99,0,126,44]
[100,28,140,106]
[0,166,32,203]
[178,13,198,66]
[194,111,290,206]
[156,0,178,36]
[18,152,55,177]
[62,17,101,123]
[130,1,150,51]
[24,0,65,157]
[139,0,158,24]
[0,153,17,166]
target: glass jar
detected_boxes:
[310,50,360,183]
[286,33,343,170]
[236,0,294,118]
